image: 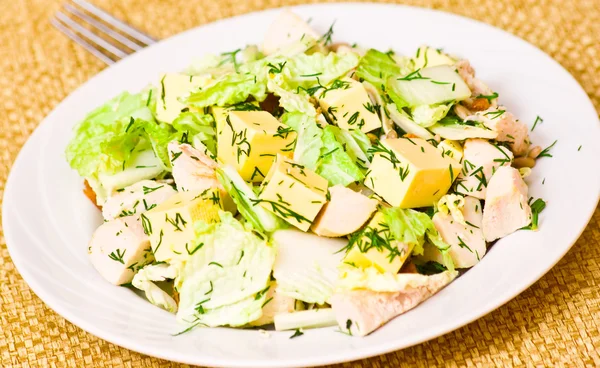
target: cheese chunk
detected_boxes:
[365,138,461,208]
[343,212,413,274]
[156,73,211,123]
[437,140,463,162]
[318,78,381,133]
[217,111,297,182]
[143,189,223,262]
[257,155,328,231]
[413,46,456,70]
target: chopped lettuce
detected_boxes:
[272,229,344,304]
[387,103,434,139]
[176,212,276,328]
[410,104,451,127]
[356,49,406,90]
[171,111,217,157]
[185,73,267,108]
[282,112,322,170]
[216,165,286,234]
[316,126,365,186]
[328,126,371,171]
[381,207,454,270]
[267,80,316,116]
[132,263,179,313]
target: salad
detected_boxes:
[67,10,548,337]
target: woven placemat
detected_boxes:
[1,0,599,367]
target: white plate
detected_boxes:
[4,3,600,367]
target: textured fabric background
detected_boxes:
[1,0,599,367]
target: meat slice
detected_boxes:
[311,185,379,237]
[331,271,457,336]
[479,109,530,157]
[482,166,532,241]
[89,216,153,285]
[169,142,220,192]
[455,139,513,199]
[433,196,486,268]
[102,179,176,221]
[262,10,320,55]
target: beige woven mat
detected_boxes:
[1,0,599,367]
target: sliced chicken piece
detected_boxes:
[456,139,513,199]
[102,179,176,221]
[311,185,378,237]
[250,283,298,326]
[262,10,320,55]
[331,271,457,336]
[169,142,237,213]
[479,108,531,156]
[433,196,486,268]
[89,216,153,285]
[482,166,532,241]
[169,142,219,192]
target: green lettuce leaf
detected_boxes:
[410,104,451,127]
[356,49,411,90]
[172,111,217,157]
[381,207,454,271]
[282,112,323,170]
[216,166,286,234]
[316,126,365,186]
[176,212,276,328]
[185,73,267,108]
[328,126,371,171]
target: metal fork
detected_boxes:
[51,0,158,65]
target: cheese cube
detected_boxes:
[365,138,461,208]
[143,189,223,262]
[437,140,463,162]
[156,73,211,124]
[343,212,413,273]
[318,77,381,133]
[257,155,328,231]
[217,111,297,182]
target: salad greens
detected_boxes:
[78,10,545,338]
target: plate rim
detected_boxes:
[3,2,600,367]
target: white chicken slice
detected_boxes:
[455,139,513,199]
[478,108,531,157]
[455,59,496,111]
[482,166,532,241]
[89,216,153,285]
[330,271,457,336]
[262,10,320,55]
[249,282,299,326]
[102,179,176,221]
[169,142,220,192]
[311,185,378,237]
[432,196,486,268]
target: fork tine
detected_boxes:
[55,12,129,59]
[51,17,115,65]
[71,0,157,45]
[63,3,144,52]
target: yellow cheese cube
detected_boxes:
[437,140,463,162]
[143,188,223,262]
[365,138,461,208]
[217,111,296,182]
[156,73,211,124]
[343,212,413,273]
[257,155,328,231]
[318,77,381,133]
[211,102,260,133]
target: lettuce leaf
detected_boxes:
[356,49,408,90]
[410,104,451,127]
[381,207,454,270]
[176,212,276,328]
[316,126,364,186]
[328,126,371,171]
[282,112,322,170]
[216,165,286,234]
[185,73,268,108]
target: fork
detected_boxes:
[51,0,157,65]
